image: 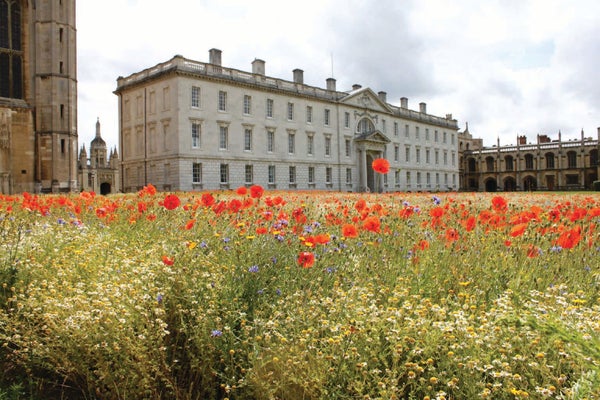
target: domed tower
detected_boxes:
[90,118,107,168]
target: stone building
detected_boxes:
[0,0,79,194]
[459,125,600,191]
[78,118,120,194]
[115,49,460,193]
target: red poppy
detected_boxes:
[445,228,459,243]
[236,186,248,196]
[163,194,181,210]
[250,185,264,199]
[362,216,381,233]
[510,223,528,237]
[184,219,196,230]
[297,251,315,268]
[464,216,476,232]
[491,196,508,212]
[162,255,174,266]
[342,223,359,238]
[372,158,390,174]
[556,226,582,249]
[201,193,215,207]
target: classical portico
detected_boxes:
[354,130,391,192]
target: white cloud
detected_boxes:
[76,0,600,150]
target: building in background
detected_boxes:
[78,118,119,194]
[459,125,600,191]
[0,0,78,194]
[115,49,460,193]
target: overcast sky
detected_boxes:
[76,0,600,152]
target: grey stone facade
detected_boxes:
[115,49,460,193]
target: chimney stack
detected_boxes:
[352,84,362,91]
[293,69,304,84]
[419,102,427,114]
[378,91,387,103]
[326,78,336,91]
[252,59,265,75]
[209,48,222,66]
[400,97,408,109]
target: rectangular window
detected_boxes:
[415,126,420,139]
[434,130,439,142]
[162,87,170,111]
[406,171,411,187]
[218,91,227,111]
[394,122,399,136]
[244,128,252,151]
[243,95,251,115]
[324,109,330,126]
[344,112,350,128]
[267,130,274,152]
[426,172,431,186]
[268,165,276,184]
[191,86,200,108]
[426,149,430,164]
[325,167,332,184]
[191,122,201,148]
[306,106,313,123]
[219,126,228,150]
[382,119,386,133]
[192,163,202,184]
[287,102,294,120]
[451,133,455,145]
[308,166,315,183]
[345,139,351,157]
[416,148,421,163]
[324,136,331,156]
[452,152,456,166]
[288,132,295,154]
[443,131,447,143]
[405,124,410,138]
[405,146,410,162]
[346,168,352,184]
[425,128,430,141]
[417,172,421,185]
[307,135,314,155]
[395,170,400,185]
[394,145,399,162]
[245,165,253,184]
[444,151,448,165]
[436,173,440,185]
[289,166,296,184]
[435,150,439,165]
[220,164,229,184]
[266,98,274,118]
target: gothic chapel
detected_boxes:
[0,0,78,194]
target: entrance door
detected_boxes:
[545,175,555,191]
[366,154,375,192]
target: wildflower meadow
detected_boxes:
[1,184,599,399]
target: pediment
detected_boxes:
[340,88,393,113]
[354,130,391,144]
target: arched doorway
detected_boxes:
[523,176,537,191]
[503,177,517,192]
[100,182,111,195]
[485,178,497,192]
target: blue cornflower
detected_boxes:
[432,195,441,205]
[211,329,223,337]
[157,293,163,304]
[248,265,259,273]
